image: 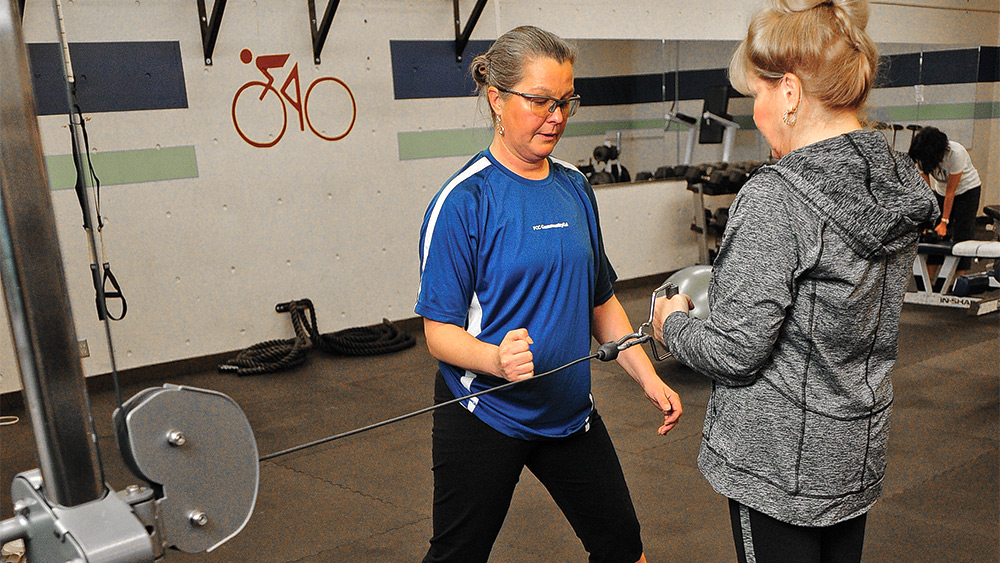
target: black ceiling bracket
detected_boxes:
[308,0,342,65]
[453,0,488,62]
[197,0,227,65]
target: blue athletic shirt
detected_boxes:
[415,149,617,440]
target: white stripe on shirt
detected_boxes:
[420,156,492,271]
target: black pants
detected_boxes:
[729,499,867,563]
[422,372,643,563]
[930,185,981,270]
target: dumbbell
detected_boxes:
[714,207,730,231]
[593,144,620,163]
[685,164,706,185]
[610,163,631,183]
[589,171,615,185]
[723,168,748,191]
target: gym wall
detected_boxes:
[1,0,997,393]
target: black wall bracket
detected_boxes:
[197,0,227,65]
[453,0,488,62]
[308,0,342,65]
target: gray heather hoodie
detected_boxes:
[662,129,939,526]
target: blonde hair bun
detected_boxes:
[773,0,869,30]
[730,0,877,112]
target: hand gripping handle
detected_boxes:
[646,281,678,361]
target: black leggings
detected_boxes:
[422,372,643,563]
[729,499,867,563]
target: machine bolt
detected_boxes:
[189,511,209,527]
[12,499,34,516]
[167,430,187,447]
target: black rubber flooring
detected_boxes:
[1,282,997,562]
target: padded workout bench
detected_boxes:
[905,239,1000,316]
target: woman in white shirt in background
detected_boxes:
[908,125,982,275]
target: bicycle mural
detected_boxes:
[232,49,357,148]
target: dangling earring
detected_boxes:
[783,108,797,126]
[497,115,505,136]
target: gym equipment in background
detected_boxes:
[684,160,767,264]
[905,206,1000,316]
[667,110,699,166]
[874,121,924,152]
[585,132,630,185]
[699,84,740,162]
[648,109,700,181]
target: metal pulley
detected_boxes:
[114,384,260,554]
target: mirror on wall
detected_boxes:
[557,39,989,186]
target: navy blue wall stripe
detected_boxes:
[28,41,188,115]
[877,53,921,89]
[390,40,736,104]
[980,46,999,83]
[575,73,667,106]
[922,49,980,85]
[392,41,997,106]
[390,39,492,99]
[575,68,735,107]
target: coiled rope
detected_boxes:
[219,299,415,376]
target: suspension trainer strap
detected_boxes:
[101,263,127,321]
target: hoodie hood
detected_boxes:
[762,129,939,260]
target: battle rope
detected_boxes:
[218,299,416,375]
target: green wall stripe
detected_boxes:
[973,101,1000,119]
[46,145,199,190]
[879,102,1000,122]
[564,118,667,137]
[398,101,1000,161]
[397,129,495,160]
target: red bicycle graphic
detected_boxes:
[232,49,357,148]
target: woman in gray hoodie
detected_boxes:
[653,0,938,561]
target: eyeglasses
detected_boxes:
[496,87,581,118]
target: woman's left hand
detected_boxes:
[641,379,683,435]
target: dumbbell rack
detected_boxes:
[685,161,763,264]
[687,166,737,264]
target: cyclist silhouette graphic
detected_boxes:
[232,49,357,148]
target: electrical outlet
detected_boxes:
[78,339,90,358]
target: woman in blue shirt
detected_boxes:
[416,25,682,563]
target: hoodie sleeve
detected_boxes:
[662,173,819,386]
